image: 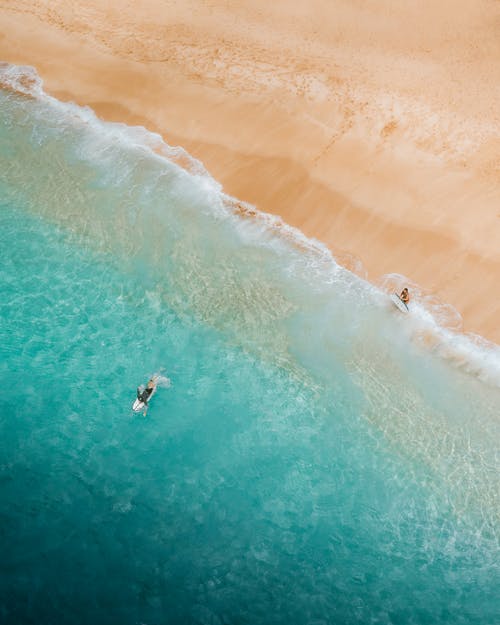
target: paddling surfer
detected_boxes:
[137,378,157,416]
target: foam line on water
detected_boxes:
[0,62,499,388]
[1,126,500,622]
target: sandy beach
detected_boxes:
[1,0,499,342]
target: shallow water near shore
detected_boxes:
[0,65,499,625]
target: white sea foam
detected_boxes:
[1,62,499,388]
[153,374,172,389]
[1,63,499,541]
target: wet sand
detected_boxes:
[1,0,499,341]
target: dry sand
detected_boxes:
[1,0,499,341]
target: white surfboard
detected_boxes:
[390,292,409,313]
[132,398,146,412]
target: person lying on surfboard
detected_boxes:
[400,288,410,305]
[136,377,157,416]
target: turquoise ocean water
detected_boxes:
[0,64,499,625]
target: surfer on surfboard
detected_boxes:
[135,377,157,416]
[390,287,411,313]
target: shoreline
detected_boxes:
[1,1,499,343]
